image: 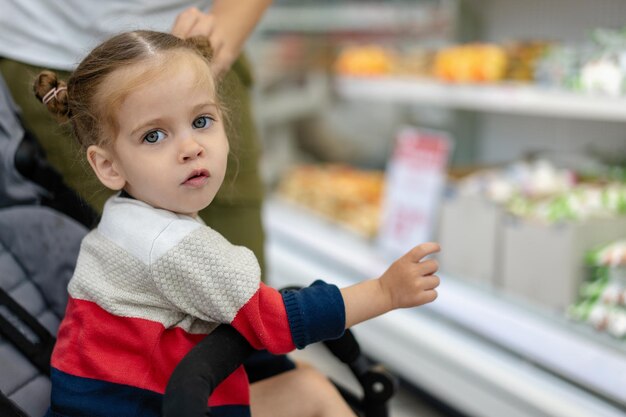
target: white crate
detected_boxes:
[500,216,626,311]
[437,194,503,286]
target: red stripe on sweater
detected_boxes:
[231,283,296,353]
[52,297,249,406]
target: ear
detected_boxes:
[86,145,126,190]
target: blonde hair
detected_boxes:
[33,30,220,151]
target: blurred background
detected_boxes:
[248,1,626,416]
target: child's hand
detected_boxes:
[340,242,441,328]
[378,242,441,310]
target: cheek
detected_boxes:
[118,153,158,184]
[221,140,230,164]
[218,148,230,176]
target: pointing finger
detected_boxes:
[408,242,440,262]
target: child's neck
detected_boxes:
[118,189,200,220]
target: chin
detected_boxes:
[168,195,214,217]
[179,203,211,217]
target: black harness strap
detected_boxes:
[0,287,55,375]
[0,390,30,417]
[163,324,254,417]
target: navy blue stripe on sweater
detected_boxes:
[47,368,250,417]
[281,280,346,349]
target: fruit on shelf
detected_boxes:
[433,43,508,83]
[504,41,552,82]
[334,45,394,77]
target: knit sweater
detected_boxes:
[47,196,345,417]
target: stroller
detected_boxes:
[0,74,397,417]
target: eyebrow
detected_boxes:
[192,102,219,116]
[130,118,165,138]
[129,101,218,137]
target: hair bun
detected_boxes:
[33,70,70,121]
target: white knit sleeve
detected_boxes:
[150,225,261,323]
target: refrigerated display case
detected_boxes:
[252,1,626,416]
[264,198,626,417]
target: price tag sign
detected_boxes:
[378,127,453,256]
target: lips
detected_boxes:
[182,169,210,187]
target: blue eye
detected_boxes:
[143,130,165,144]
[193,115,213,129]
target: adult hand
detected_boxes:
[171,1,271,78]
[171,7,231,77]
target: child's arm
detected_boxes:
[341,242,440,328]
[152,224,439,353]
[231,242,440,351]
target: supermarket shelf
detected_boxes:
[263,198,626,417]
[257,4,449,35]
[335,76,626,122]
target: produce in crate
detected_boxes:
[569,240,626,339]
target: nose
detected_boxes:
[179,136,204,162]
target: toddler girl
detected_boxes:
[35,30,440,417]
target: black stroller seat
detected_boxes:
[0,71,94,417]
